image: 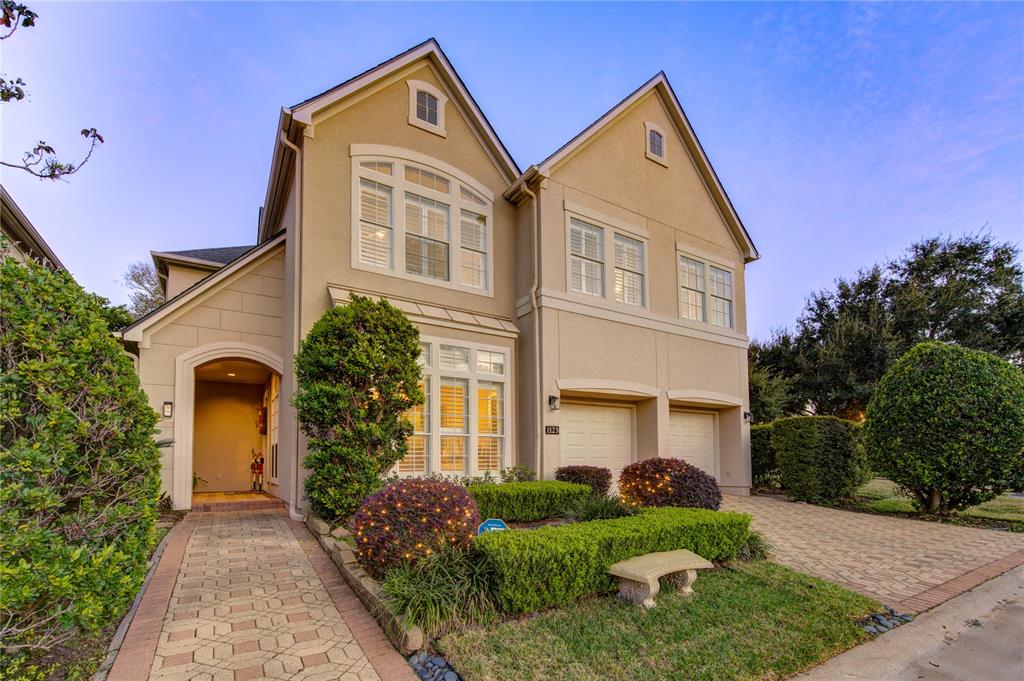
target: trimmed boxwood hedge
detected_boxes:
[467,481,590,522]
[473,507,751,614]
[773,416,867,502]
[751,423,777,485]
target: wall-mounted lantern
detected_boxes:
[548,395,560,411]
[162,401,174,418]
[743,411,753,423]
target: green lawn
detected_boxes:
[438,562,878,681]
[853,479,1024,531]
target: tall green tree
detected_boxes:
[755,233,1024,418]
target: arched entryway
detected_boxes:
[172,342,284,510]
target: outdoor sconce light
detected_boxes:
[548,395,560,411]
[163,401,174,418]
[743,411,753,423]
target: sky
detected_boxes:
[2,2,1022,340]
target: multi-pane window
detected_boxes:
[709,266,734,328]
[416,90,439,125]
[649,129,664,158]
[460,210,487,288]
[678,255,706,321]
[399,341,507,476]
[404,194,450,280]
[569,218,605,296]
[614,234,646,306]
[358,180,392,268]
[353,157,492,293]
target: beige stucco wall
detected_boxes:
[523,89,752,492]
[136,247,286,498]
[165,264,213,298]
[192,380,264,492]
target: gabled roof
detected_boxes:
[123,233,285,344]
[1,184,66,270]
[258,39,520,243]
[160,245,253,266]
[530,73,759,263]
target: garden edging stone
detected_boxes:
[305,511,425,655]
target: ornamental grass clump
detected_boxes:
[619,457,722,510]
[352,478,480,579]
[0,252,161,676]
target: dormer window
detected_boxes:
[407,80,447,137]
[644,121,668,166]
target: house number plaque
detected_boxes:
[545,426,559,435]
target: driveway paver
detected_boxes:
[724,495,1024,612]
[110,510,415,681]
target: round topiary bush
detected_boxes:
[866,342,1024,515]
[554,465,612,498]
[619,457,722,510]
[772,416,867,503]
[352,478,480,579]
[0,253,161,674]
[293,294,424,523]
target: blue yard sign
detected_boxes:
[478,518,509,535]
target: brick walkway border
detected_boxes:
[108,515,198,681]
[108,512,417,681]
[286,519,417,681]
[896,548,1024,613]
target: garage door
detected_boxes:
[668,411,717,477]
[560,403,633,479]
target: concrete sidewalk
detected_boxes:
[798,565,1024,681]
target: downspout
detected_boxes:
[520,179,544,478]
[279,127,303,517]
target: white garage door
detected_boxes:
[668,411,717,477]
[560,403,633,479]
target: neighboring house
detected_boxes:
[122,39,759,515]
[1,184,66,270]
[151,246,256,298]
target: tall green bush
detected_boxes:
[0,255,160,676]
[750,423,776,485]
[293,295,423,522]
[865,342,1024,514]
[773,416,866,502]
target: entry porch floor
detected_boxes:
[192,492,284,513]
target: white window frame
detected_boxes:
[407,80,447,137]
[350,148,494,296]
[564,209,649,310]
[677,248,736,329]
[644,121,668,167]
[708,265,735,329]
[396,337,513,478]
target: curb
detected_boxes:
[88,521,179,681]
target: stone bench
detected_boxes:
[608,549,714,609]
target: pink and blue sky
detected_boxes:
[2,2,1021,339]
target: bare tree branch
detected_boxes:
[0,128,104,181]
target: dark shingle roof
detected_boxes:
[165,245,253,265]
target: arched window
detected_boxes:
[644,121,668,166]
[351,147,494,294]
[407,80,448,136]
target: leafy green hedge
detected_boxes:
[751,423,777,485]
[773,416,867,502]
[468,481,590,522]
[473,508,750,614]
[1,253,161,676]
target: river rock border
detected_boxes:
[305,512,425,655]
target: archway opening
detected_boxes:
[191,357,281,507]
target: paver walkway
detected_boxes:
[109,510,416,681]
[724,495,1024,612]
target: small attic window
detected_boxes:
[407,80,447,137]
[644,121,668,166]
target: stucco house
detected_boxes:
[121,39,759,516]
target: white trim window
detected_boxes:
[644,121,668,166]
[678,255,706,321]
[569,218,605,297]
[709,265,734,328]
[400,340,509,476]
[407,80,447,136]
[613,233,646,306]
[351,152,494,294]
